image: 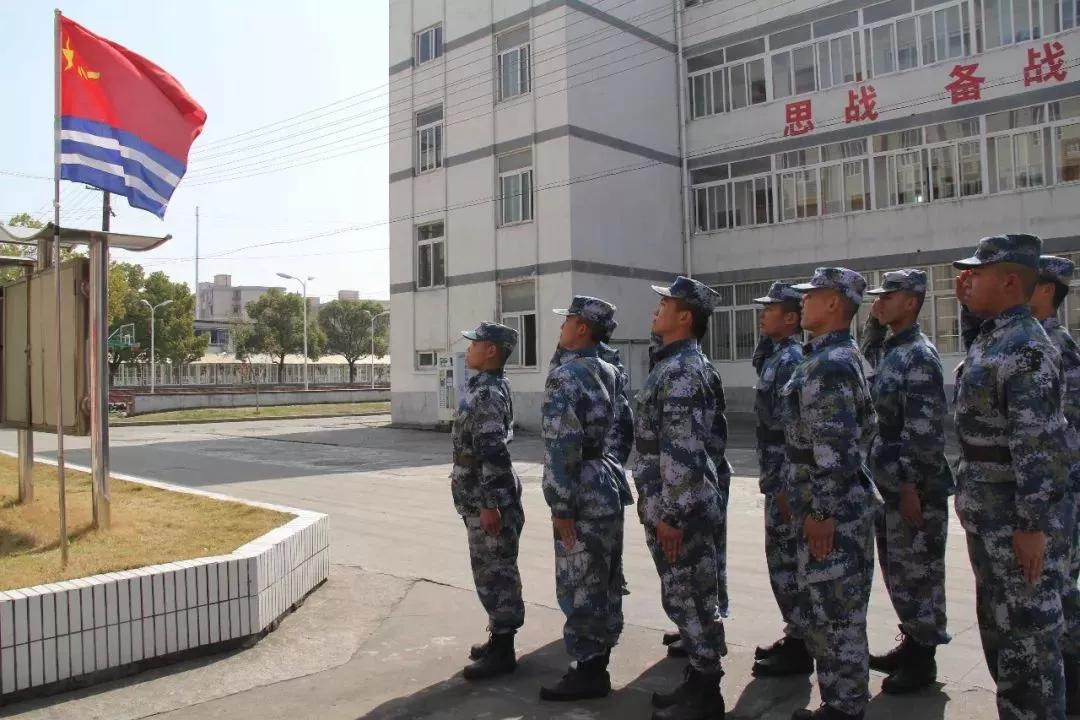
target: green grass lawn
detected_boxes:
[112,401,390,424]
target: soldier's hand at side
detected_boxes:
[553,517,577,550]
[899,483,924,528]
[777,492,793,524]
[804,516,835,560]
[656,521,684,563]
[480,508,503,537]
[1013,530,1047,585]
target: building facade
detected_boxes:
[196,274,287,322]
[390,0,1080,427]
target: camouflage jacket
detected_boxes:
[1042,317,1080,436]
[542,346,634,519]
[632,338,723,528]
[755,336,803,495]
[781,329,879,520]
[954,305,1068,533]
[699,346,733,484]
[450,369,521,516]
[868,324,954,499]
[597,342,635,465]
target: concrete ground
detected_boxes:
[0,416,996,719]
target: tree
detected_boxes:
[140,271,208,372]
[107,262,149,381]
[0,214,43,284]
[236,289,325,384]
[318,300,389,384]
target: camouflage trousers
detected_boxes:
[875,494,951,646]
[645,521,727,675]
[554,513,626,662]
[796,509,875,717]
[1062,489,1080,658]
[464,505,525,635]
[764,493,801,639]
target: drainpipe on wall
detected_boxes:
[673,0,692,278]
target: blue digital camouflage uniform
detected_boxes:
[785,267,881,717]
[753,282,805,639]
[634,276,727,677]
[699,346,733,619]
[452,322,525,637]
[1039,255,1080,660]
[865,270,954,649]
[544,296,634,662]
[953,236,1071,720]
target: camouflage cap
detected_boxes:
[953,233,1042,270]
[1038,254,1076,288]
[553,295,618,336]
[651,275,722,313]
[461,321,518,356]
[753,282,802,305]
[866,268,928,296]
[792,267,867,306]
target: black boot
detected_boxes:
[791,705,864,720]
[539,654,611,701]
[651,667,725,720]
[1065,654,1080,715]
[869,627,911,674]
[468,636,492,661]
[463,632,516,680]
[751,637,813,677]
[881,640,937,694]
[755,636,787,660]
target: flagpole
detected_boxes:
[54,8,69,566]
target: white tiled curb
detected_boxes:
[0,454,329,700]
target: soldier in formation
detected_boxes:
[861,270,953,694]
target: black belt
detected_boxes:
[757,426,785,445]
[636,438,659,455]
[787,446,814,465]
[960,440,1012,464]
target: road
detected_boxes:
[2,415,996,719]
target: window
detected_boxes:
[416,25,443,65]
[1038,0,1080,36]
[497,26,531,101]
[416,221,445,289]
[772,31,861,99]
[692,158,772,231]
[415,105,443,173]
[867,2,969,75]
[688,57,766,118]
[499,281,537,367]
[873,130,928,207]
[988,105,1048,192]
[981,0,1049,47]
[777,140,869,221]
[924,119,983,200]
[416,351,438,370]
[497,149,533,225]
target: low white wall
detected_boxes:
[129,389,390,415]
[0,472,329,700]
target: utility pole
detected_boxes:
[89,190,113,528]
[194,206,199,320]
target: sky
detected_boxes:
[1,0,391,302]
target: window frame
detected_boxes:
[415,220,446,290]
[687,53,767,119]
[415,25,443,65]
[497,41,531,102]
[498,280,538,369]
[415,111,444,174]
[497,166,534,226]
[864,0,970,78]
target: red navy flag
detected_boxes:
[59,15,206,218]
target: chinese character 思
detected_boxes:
[1024,41,1068,86]
[844,85,879,123]
[783,99,814,137]
[945,63,985,104]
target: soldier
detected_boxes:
[1030,255,1080,711]
[635,276,727,720]
[539,296,634,701]
[452,321,525,681]
[784,268,880,720]
[861,270,953,693]
[747,282,812,678]
[952,234,1072,719]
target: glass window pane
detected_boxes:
[754,176,771,223]
[711,185,730,229]
[501,281,535,312]
[772,52,793,99]
[730,64,748,109]
[817,40,833,89]
[695,188,709,230]
[836,34,855,83]
[713,311,733,360]
[845,159,870,211]
[432,242,445,286]
[748,59,767,104]
[523,313,537,367]
[781,173,797,220]
[1015,130,1045,187]
[797,170,818,218]
[733,180,754,225]
[931,145,957,199]
[522,170,533,220]
[1057,124,1080,182]
[959,139,983,195]
[418,222,444,241]
[1066,0,1077,28]
[502,315,522,366]
[895,150,927,204]
[692,75,707,118]
[991,135,1015,192]
[947,5,965,56]
[520,46,530,93]
[935,9,950,58]
[418,244,432,288]
[735,309,758,359]
[1014,0,1032,40]
[872,24,896,75]
[853,30,864,79]
[821,163,844,214]
[897,17,918,69]
[874,155,890,207]
[712,70,726,114]
[921,12,937,63]
[934,296,960,353]
[793,45,817,94]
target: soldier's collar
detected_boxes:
[1041,315,1063,331]
[979,304,1031,336]
[555,345,598,366]
[805,328,852,353]
[885,322,921,349]
[654,337,698,362]
[479,367,506,378]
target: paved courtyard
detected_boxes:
[1,415,996,719]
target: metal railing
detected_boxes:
[112,362,390,388]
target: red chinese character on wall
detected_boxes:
[783,99,814,137]
[945,63,985,104]
[1024,41,1068,86]
[844,85,879,123]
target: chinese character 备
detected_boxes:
[844,85,879,123]
[1024,41,1067,86]
[945,63,985,104]
[783,99,814,137]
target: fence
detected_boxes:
[112,361,390,388]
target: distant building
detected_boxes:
[335,290,390,310]
[197,274,285,322]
